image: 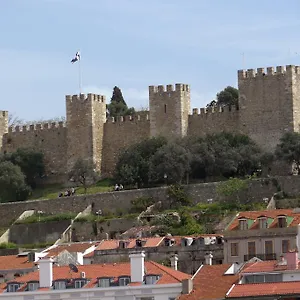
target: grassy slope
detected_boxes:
[29,178,114,200]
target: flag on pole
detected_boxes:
[71,51,80,63]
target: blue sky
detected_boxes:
[1,0,300,122]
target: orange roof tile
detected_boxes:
[0,255,35,271]
[2,260,190,292]
[179,264,239,300]
[45,242,98,258]
[227,281,300,298]
[96,237,164,250]
[240,259,300,273]
[227,209,300,231]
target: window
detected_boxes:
[259,217,268,229]
[7,284,20,292]
[265,240,273,254]
[136,298,154,300]
[231,243,239,256]
[164,104,167,113]
[248,241,256,256]
[239,219,248,230]
[282,240,290,253]
[244,274,282,284]
[74,280,86,289]
[119,276,130,286]
[145,275,160,285]
[27,282,39,291]
[278,216,287,228]
[98,278,111,288]
[54,281,66,290]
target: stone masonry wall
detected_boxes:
[149,84,190,138]
[9,220,71,245]
[101,114,150,176]
[2,123,67,175]
[0,176,299,228]
[188,105,240,137]
[238,65,300,151]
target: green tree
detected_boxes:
[0,161,31,202]
[217,177,248,205]
[3,148,45,188]
[207,86,239,107]
[107,86,135,118]
[275,132,300,174]
[149,142,191,184]
[68,158,96,193]
[115,137,167,187]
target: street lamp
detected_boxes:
[164,173,168,186]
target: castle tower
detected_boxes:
[66,93,106,172]
[0,111,8,152]
[149,84,190,139]
[238,65,300,151]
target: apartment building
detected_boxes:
[0,252,192,300]
[223,209,300,264]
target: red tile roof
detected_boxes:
[2,260,190,292]
[227,209,300,231]
[227,281,300,298]
[45,242,98,258]
[178,264,239,300]
[95,237,164,250]
[0,255,35,271]
[241,259,300,273]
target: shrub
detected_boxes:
[130,197,155,213]
[0,242,17,249]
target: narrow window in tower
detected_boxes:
[164,104,167,113]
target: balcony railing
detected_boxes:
[244,253,277,261]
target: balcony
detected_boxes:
[244,253,277,261]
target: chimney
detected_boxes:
[285,250,298,270]
[205,252,213,265]
[182,278,193,294]
[170,254,178,270]
[39,258,53,288]
[129,252,145,282]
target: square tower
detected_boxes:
[238,65,300,151]
[149,84,190,139]
[66,93,106,172]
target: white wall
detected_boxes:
[0,283,182,300]
[224,235,297,264]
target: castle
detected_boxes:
[0,64,300,180]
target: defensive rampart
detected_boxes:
[2,122,67,175]
[188,105,240,136]
[101,113,150,176]
[0,176,299,229]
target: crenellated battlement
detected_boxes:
[65,93,105,102]
[191,105,239,116]
[106,114,149,123]
[8,121,66,133]
[0,111,8,118]
[149,83,190,94]
[238,65,300,80]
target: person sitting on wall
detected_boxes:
[119,184,124,190]
[58,192,63,197]
[114,184,119,191]
[71,187,75,195]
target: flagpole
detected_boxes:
[78,50,82,94]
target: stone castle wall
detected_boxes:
[101,114,150,176]
[1,65,300,178]
[239,65,300,151]
[188,105,240,137]
[0,176,299,229]
[2,122,67,174]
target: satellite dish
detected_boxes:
[69,263,79,273]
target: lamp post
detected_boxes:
[164,173,168,186]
